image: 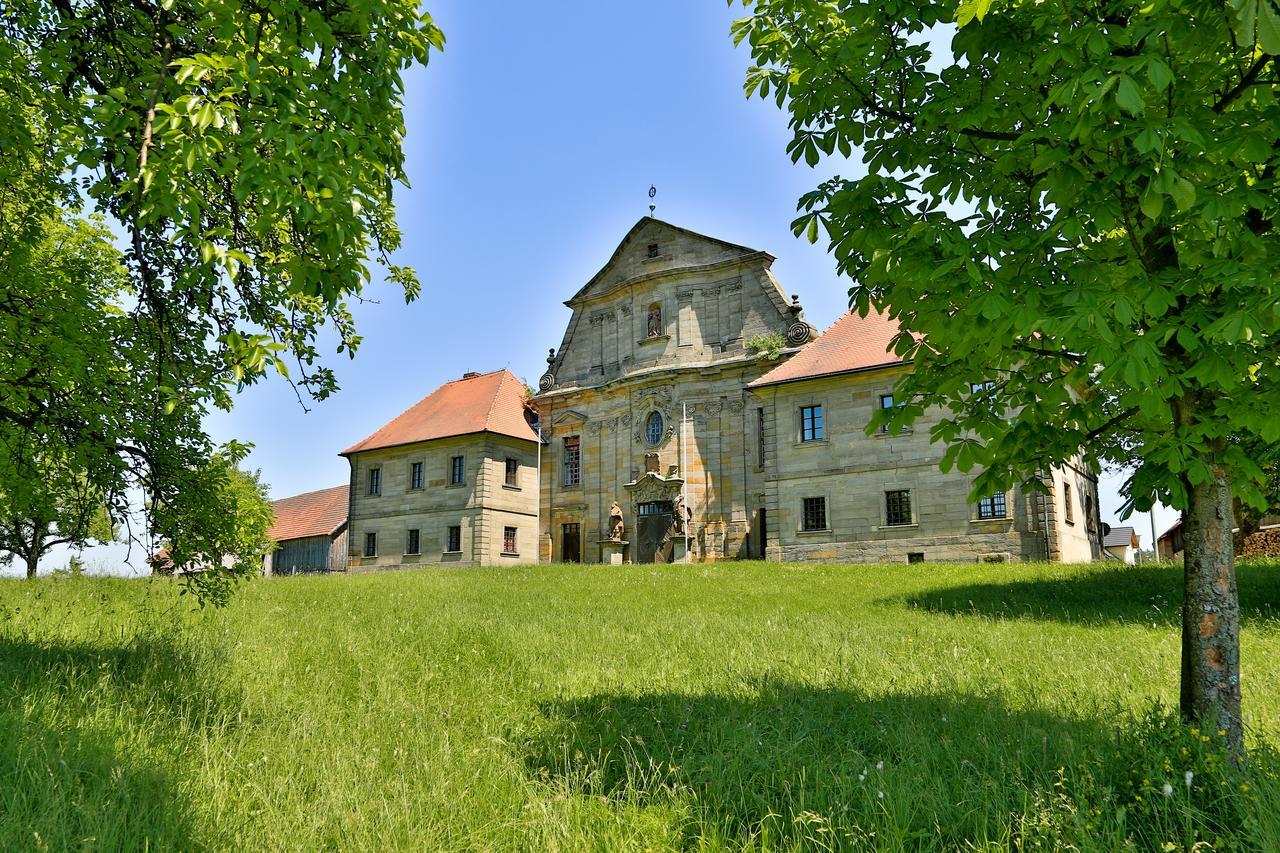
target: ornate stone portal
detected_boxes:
[624,471,689,563]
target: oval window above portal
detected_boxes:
[645,411,664,446]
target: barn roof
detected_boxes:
[748,309,908,388]
[341,369,539,455]
[1103,526,1138,548]
[268,484,349,542]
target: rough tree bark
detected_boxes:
[1180,453,1244,756]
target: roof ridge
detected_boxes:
[482,370,515,431]
[274,483,347,503]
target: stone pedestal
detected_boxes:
[600,540,628,565]
[672,537,689,563]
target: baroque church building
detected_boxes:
[266,218,1103,572]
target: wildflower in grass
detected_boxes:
[1185,771,1194,789]
[877,790,884,799]
[859,771,867,782]
[1162,782,1173,797]
[876,760,884,770]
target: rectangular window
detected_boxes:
[799,405,824,442]
[406,528,420,555]
[1064,482,1075,524]
[505,457,519,487]
[410,461,423,490]
[878,394,905,433]
[503,526,517,554]
[368,467,381,495]
[977,492,1008,520]
[802,497,827,531]
[908,552,925,564]
[885,490,913,526]
[449,456,464,485]
[363,531,377,557]
[756,407,766,466]
[446,525,461,553]
[563,436,581,486]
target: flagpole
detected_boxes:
[536,414,542,564]
[682,402,690,563]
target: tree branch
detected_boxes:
[1213,54,1272,113]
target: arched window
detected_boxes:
[647,302,663,337]
[645,411,664,445]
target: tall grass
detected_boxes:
[1,560,1278,850]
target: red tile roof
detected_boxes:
[341,369,539,455]
[749,309,910,388]
[268,484,349,542]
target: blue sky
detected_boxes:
[26,1,1174,574]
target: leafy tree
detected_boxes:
[154,452,275,607]
[734,0,1280,754]
[0,467,115,579]
[1235,437,1280,537]
[0,213,127,577]
[1,1,441,597]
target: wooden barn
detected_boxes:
[265,485,349,575]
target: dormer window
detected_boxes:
[646,243,659,259]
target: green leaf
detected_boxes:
[1140,189,1164,220]
[956,0,995,27]
[1115,75,1145,115]
[1146,58,1173,91]
[1169,176,1196,211]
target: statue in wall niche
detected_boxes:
[608,501,625,541]
[645,452,660,474]
[647,303,663,337]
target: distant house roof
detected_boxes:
[1103,526,1138,549]
[268,485,349,542]
[341,369,539,455]
[748,309,909,388]
[1159,519,1183,542]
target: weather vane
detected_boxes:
[648,185,656,217]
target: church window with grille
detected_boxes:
[885,490,913,526]
[802,497,827,531]
[977,492,1007,520]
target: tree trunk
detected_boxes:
[24,553,38,579]
[1180,460,1244,756]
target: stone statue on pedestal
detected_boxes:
[608,501,625,542]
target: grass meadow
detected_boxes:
[2,560,1280,851]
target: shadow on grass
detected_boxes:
[524,684,1124,848]
[899,562,1280,625]
[0,630,233,849]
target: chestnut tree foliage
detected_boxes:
[0,0,441,599]
[733,0,1279,753]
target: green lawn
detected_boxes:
[2,561,1279,851]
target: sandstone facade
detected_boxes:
[275,219,1106,571]
[531,218,1104,565]
[340,369,540,570]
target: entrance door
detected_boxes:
[636,501,674,564]
[758,508,768,559]
[561,523,581,563]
